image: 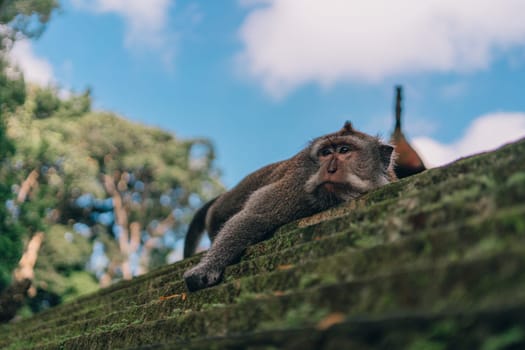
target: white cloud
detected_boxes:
[72,0,173,49]
[412,113,525,167]
[8,40,55,86]
[440,81,469,100]
[238,0,525,98]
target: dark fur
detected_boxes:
[183,122,396,292]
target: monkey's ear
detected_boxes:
[339,121,354,135]
[379,144,394,169]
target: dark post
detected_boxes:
[395,85,402,130]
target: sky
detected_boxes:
[8,0,525,188]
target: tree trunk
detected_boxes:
[103,173,134,281]
[0,232,44,322]
[17,169,39,203]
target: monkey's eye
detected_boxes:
[337,145,353,154]
[319,148,333,157]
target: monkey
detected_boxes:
[183,122,396,292]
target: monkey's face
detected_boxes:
[305,132,395,202]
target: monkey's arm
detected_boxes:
[183,181,306,292]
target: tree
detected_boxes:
[1,0,224,321]
[4,92,223,314]
[0,0,59,43]
[0,0,60,321]
[0,102,22,292]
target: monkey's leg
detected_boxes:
[183,212,281,291]
[184,183,301,292]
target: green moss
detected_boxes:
[407,338,446,350]
[481,327,525,350]
[200,302,227,310]
[428,319,459,339]
[298,273,337,290]
[2,340,34,350]
[352,231,384,248]
[258,303,329,331]
[464,236,506,260]
[2,139,525,349]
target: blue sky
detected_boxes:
[9,0,525,187]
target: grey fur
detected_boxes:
[183,122,396,292]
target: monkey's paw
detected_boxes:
[183,263,224,292]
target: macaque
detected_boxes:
[183,122,396,292]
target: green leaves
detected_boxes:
[0,0,60,40]
[3,80,224,312]
[0,0,224,315]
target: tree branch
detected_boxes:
[17,169,39,203]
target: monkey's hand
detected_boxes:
[183,262,224,292]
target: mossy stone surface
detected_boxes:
[1,138,525,349]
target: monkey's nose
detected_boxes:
[327,158,338,173]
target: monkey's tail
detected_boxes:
[183,197,218,258]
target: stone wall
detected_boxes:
[1,138,525,349]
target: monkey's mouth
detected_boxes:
[321,181,351,193]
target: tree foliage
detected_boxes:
[3,85,224,314]
[0,0,59,291]
[1,1,224,318]
[0,0,59,43]
[0,111,22,291]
